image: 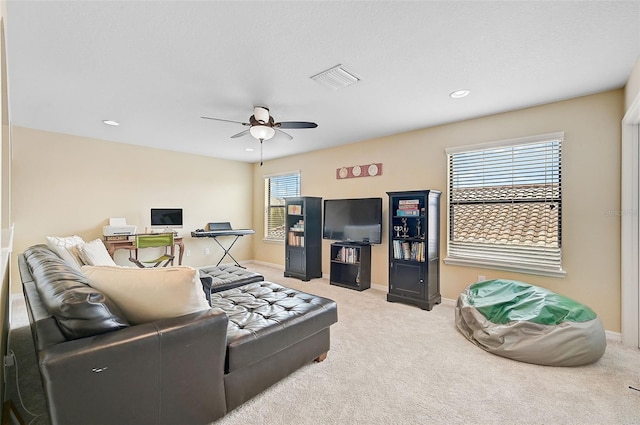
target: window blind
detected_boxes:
[264,172,300,240]
[447,133,563,274]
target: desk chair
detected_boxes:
[129,233,175,268]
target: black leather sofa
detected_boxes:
[18,244,338,425]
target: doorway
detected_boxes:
[621,94,640,348]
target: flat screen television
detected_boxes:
[150,208,183,229]
[323,198,382,244]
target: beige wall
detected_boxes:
[253,90,623,332]
[11,126,254,289]
[625,57,640,110]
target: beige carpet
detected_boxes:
[7,262,640,425]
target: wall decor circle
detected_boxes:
[336,163,383,179]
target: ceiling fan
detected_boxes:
[201,106,318,165]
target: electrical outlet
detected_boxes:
[204,248,210,255]
[186,250,191,257]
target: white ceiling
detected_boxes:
[4,1,640,164]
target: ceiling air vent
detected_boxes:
[310,65,360,90]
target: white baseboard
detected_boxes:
[247,259,284,270]
[370,283,386,292]
[606,330,622,343]
[441,297,457,306]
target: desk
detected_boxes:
[191,229,254,267]
[104,235,184,265]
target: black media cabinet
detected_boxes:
[329,242,371,291]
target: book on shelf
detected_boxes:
[392,240,425,262]
[396,209,420,216]
[288,232,305,247]
[336,246,359,264]
[411,241,425,262]
[398,199,420,205]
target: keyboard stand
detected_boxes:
[191,229,255,268]
[211,234,243,267]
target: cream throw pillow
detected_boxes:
[78,239,117,266]
[46,235,85,271]
[82,266,210,325]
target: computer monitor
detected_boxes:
[150,208,183,231]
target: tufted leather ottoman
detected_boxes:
[210,281,338,410]
[199,264,264,302]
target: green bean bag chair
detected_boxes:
[455,279,606,366]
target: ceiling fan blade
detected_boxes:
[275,128,293,140]
[201,116,250,126]
[276,121,318,129]
[231,129,250,138]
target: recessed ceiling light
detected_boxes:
[102,120,120,126]
[245,148,255,152]
[449,89,471,99]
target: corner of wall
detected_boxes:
[625,56,640,111]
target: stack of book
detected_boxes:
[392,240,425,262]
[336,246,359,264]
[290,219,304,231]
[288,220,305,246]
[288,233,305,247]
[397,199,420,216]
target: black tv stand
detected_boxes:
[329,242,371,291]
[340,241,370,246]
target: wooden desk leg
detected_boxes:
[177,240,184,265]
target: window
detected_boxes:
[445,132,564,277]
[264,172,300,241]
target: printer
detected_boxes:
[103,218,137,236]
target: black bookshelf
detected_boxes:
[329,242,371,291]
[386,190,441,310]
[284,196,322,281]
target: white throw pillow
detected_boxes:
[78,239,117,266]
[81,265,209,325]
[46,235,85,271]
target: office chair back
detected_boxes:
[129,233,175,267]
[135,233,174,249]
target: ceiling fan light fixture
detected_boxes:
[250,125,275,140]
[253,106,270,124]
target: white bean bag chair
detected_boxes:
[455,279,606,366]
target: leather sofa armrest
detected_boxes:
[39,308,229,425]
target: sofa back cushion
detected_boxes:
[24,245,130,340]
